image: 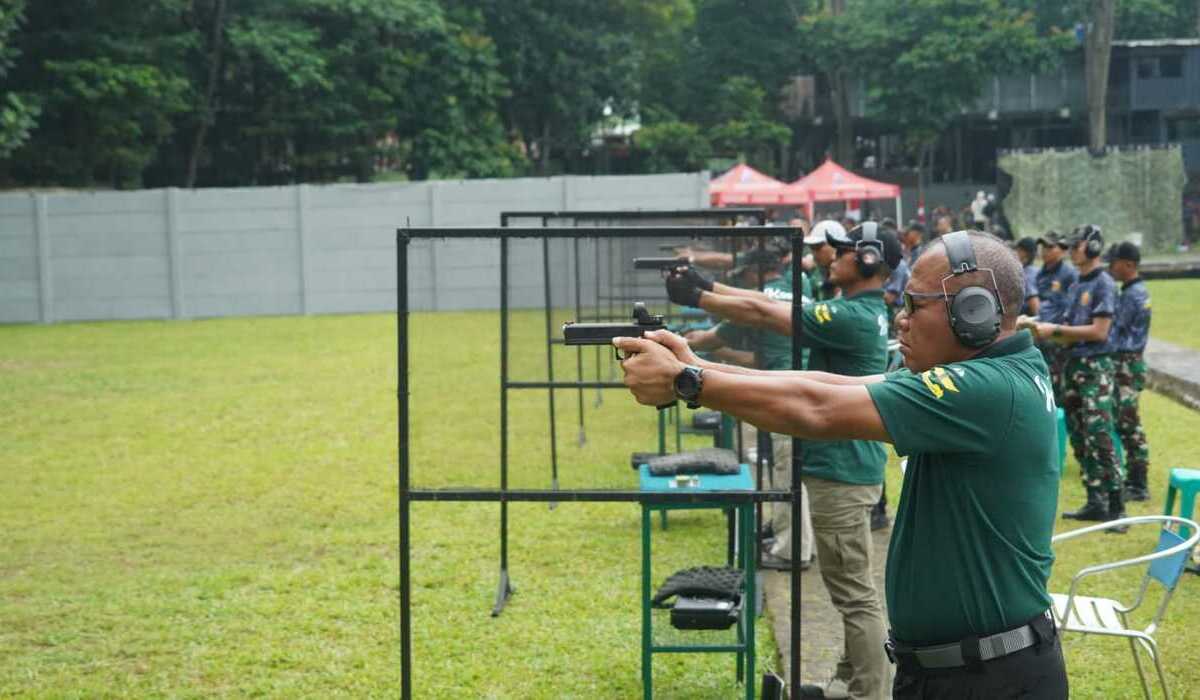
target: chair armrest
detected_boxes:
[1053,516,1200,622]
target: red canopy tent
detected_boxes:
[781,158,901,222]
[708,163,810,207]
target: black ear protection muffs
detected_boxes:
[855,221,883,278]
[1080,224,1104,259]
[942,230,1003,348]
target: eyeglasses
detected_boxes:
[902,267,1007,317]
[902,290,945,316]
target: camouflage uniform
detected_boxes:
[1062,355,1121,491]
[1059,267,1122,495]
[1111,276,1152,493]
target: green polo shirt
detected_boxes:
[715,273,811,370]
[800,288,889,484]
[866,331,1058,644]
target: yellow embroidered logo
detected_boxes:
[920,366,961,399]
[1051,281,1061,292]
[814,304,833,323]
[1080,291,1091,306]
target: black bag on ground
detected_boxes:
[652,566,744,631]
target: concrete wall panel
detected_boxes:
[0,173,708,323]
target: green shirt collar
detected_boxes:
[977,330,1034,360]
[843,287,886,301]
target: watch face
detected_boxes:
[675,367,701,399]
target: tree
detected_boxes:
[169,0,514,185]
[3,1,191,187]
[804,0,1061,171]
[0,0,37,160]
[634,120,710,172]
[1084,0,1116,152]
[471,0,642,175]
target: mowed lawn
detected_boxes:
[2,305,1200,698]
[1145,279,1200,351]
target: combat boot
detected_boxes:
[1123,480,1150,502]
[1105,490,1130,534]
[1063,489,1108,521]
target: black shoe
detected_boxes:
[1123,485,1150,502]
[796,682,849,699]
[758,526,775,541]
[870,507,890,531]
[1105,491,1130,534]
[760,553,810,572]
[1063,491,1109,521]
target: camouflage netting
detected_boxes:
[999,145,1186,254]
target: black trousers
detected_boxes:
[892,617,1068,699]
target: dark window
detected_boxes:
[1160,54,1183,78]
[1136,58,1157,79]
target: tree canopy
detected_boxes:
[0,0,1195,188]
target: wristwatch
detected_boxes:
[673,365,705,409]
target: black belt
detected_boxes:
[886,610,1054,670]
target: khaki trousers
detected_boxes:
[740,422,813,563]
[767,431,813,563]
[805,475,889,700]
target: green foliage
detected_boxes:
[1015,0,1199,40]
[635,120,711,172]
[801,0,1063,155]
[0,0,37,159]
[469,0,642,174]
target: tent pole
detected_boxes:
[895,196,902,225]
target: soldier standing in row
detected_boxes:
[1028,226,1126,529]
[1033,231,1077,405]
[1106,242,1153,502]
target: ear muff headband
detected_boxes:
[942,230,1003,349]
[1082,225,1104,259]
[855,221,883,278]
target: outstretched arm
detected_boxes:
[698,292,792,336]
[644,329,884,384]
[614,335,890,442]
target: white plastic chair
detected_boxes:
[1050,515,1200,700]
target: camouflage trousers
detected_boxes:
[1039,342,1070,407]
[1113,352,1151,488]
[1062,355,1124,493]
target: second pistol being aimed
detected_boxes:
[633,256,690,275]
[562,303,674,409]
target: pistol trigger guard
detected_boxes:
[613,347,625,361]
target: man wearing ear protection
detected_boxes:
[615,230,1067,699]
[1031,225,1124,528]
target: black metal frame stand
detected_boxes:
[398,224,804,698]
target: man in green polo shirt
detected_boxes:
[664,221,899,700]
[614,230,1067,699]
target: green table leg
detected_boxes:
[743,503,756,699]
[642,506,653,700]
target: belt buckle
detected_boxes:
[884,639,897,664]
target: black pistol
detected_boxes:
[562,303,674,410]
[633,256,690,275]
[562,303,667,359]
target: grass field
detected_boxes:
[1145,280,1200,351]
[2,308,1199,698]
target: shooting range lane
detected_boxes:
[397,223,805,699]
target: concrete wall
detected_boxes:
[0,173,708,323]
